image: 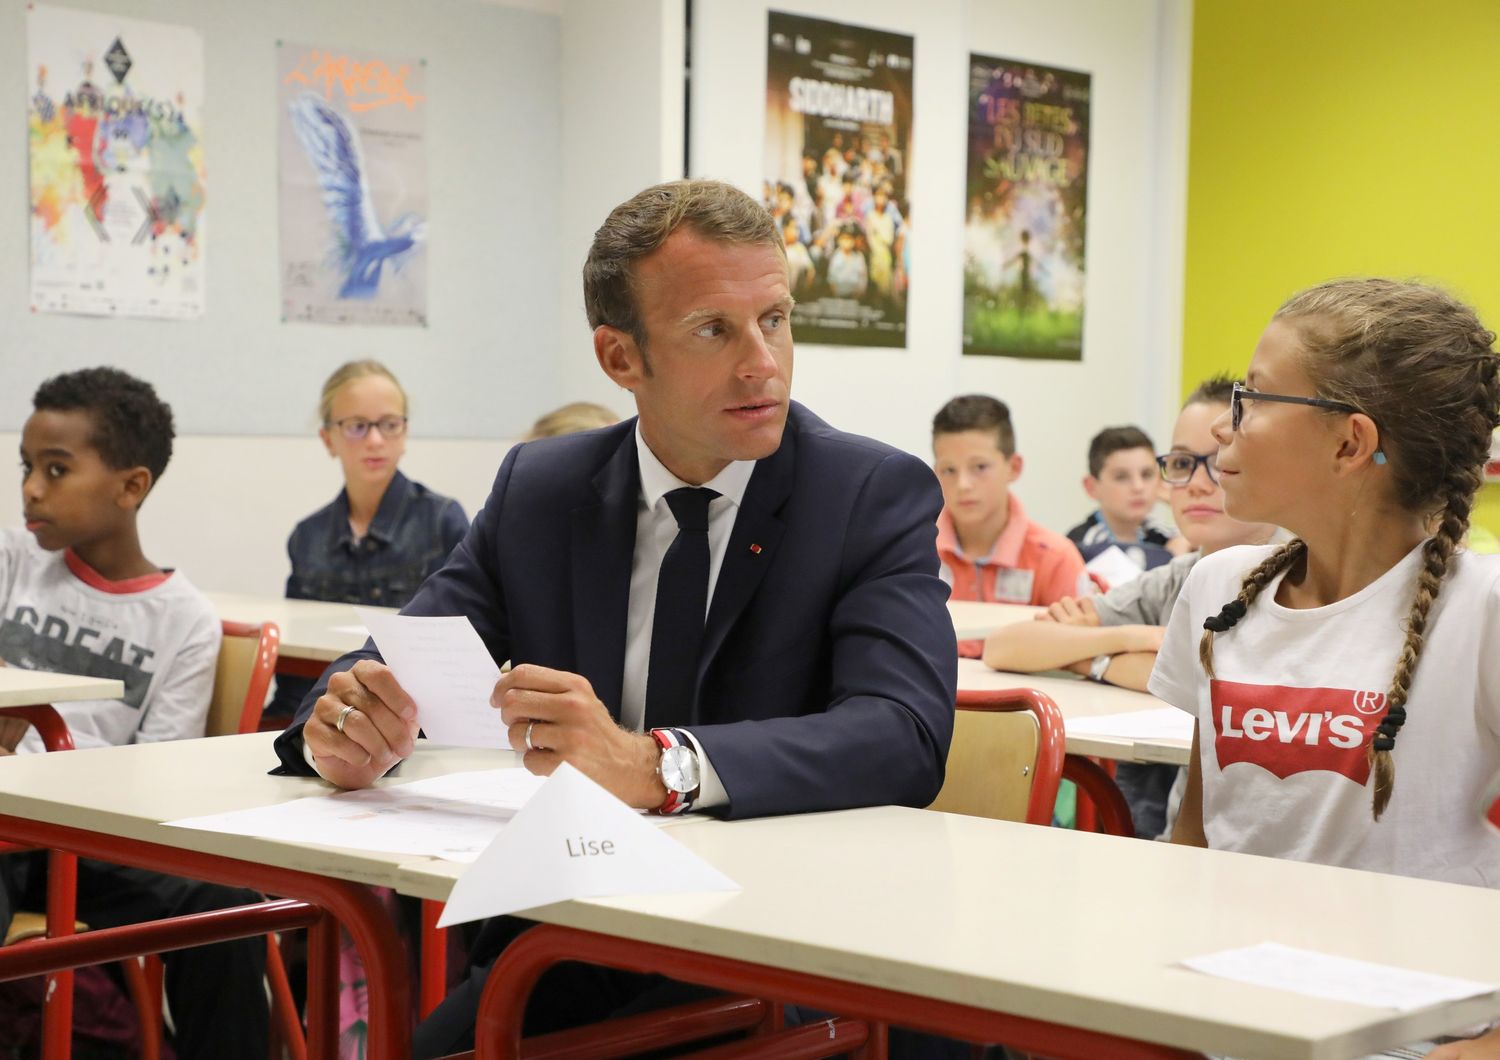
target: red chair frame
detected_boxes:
[953,687,1067,827]
[220,619,282,735]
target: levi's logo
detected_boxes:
[1209,680,1382,784]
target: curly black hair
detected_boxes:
[32,367,175,486]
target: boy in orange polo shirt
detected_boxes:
[932,394,1089,656]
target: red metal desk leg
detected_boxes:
[0,814,412,1060]
[41,848,77,1060]
[473,925,1200,1060]
[421,898,447,1018]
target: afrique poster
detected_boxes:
[27,5,205,319]
[278,42,428,327]
[963,56,1091,360]
[764,11,913,348]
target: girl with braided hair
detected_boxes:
[1150,280,1500,926]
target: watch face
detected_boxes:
[660,744,700,794]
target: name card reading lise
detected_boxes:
[438,762,739,927]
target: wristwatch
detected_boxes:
[650,728,700,815]
[1087,653,1113,683]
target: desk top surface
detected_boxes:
[0,733,1494,1059]
[0,667,124,708]
[205,591,392,662]
[947,600,1041,639]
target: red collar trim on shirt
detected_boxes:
[64,550,172,594]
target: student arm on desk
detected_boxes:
[981,619,1159,674]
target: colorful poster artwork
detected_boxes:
[764,11,913,348]
[278,43,427,327]
[27,5,206,320]
[963,56,1091,361]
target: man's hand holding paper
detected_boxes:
[304,660,420,790]
[495,663,666,811]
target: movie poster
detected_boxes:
[764,11,913,348]
[27,5,205,319]
[963,56,1091,360]
[278,42,427,326]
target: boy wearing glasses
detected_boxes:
[264,360,468,721]
[982,375,1278,837]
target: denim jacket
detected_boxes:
[266,471,468,718]
[284,471,467,607]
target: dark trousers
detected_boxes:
[414,915,712,1058]
[414,916,968,1060]
[1113,762,1181,839]
[0,852,269,1060]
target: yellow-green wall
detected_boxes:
[1182,0,1500,530]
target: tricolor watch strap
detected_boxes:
[651,727,693,816]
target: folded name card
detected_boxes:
[437,762,740,926]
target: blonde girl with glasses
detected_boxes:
[266,360,469,720]
[1150,280,1500,1056]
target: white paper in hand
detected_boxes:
[355,608,503,749]
[438,762,739,927]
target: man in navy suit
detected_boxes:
[273,179,956,1052]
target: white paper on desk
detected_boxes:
[1064,708,1194,743]
[166,767,545,860]
[355,608,504,749]
[1179,942,1496,1012]
[1085,545,1142,588]
[438,762,739,927]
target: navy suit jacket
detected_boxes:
[274,402,957,819]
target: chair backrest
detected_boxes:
[206,621,281,737]
[927,687,1066,826]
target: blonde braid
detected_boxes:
[1198,540,1307,679]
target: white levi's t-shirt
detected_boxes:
[1149,541,1500,886]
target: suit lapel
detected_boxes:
[696,420,796,690]
[571,428,639,719]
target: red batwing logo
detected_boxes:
[1209,680,1378,784]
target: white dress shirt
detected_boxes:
[312,426,754,811]
[622,425,755,810]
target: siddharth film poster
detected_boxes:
[763,11,913,348]
[963,56,1090,361]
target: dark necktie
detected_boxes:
[644,486,719,730]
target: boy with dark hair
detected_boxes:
[0,367,268,1057]
[1066,424,1181,573]
[932,394,1089,657]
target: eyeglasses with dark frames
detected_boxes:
[1230,382,1360,432]
[1156,450,1218,485]
[327,416,408,441]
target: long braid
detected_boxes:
[1198,540,1307,678]
[1367,476,1478,819]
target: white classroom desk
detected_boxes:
[957,657,1192,766]
[218,591,1017,671]
[947,600,1041,639]
[205,591,392,674]
[0,668,123,708]
[1,734,1497,1059]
